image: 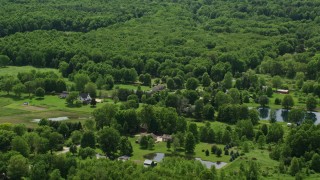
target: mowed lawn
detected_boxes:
[0,93,104,127]
[223,147,320,180]
[244,90,319,111]
[0,66,60,76]
[128,135,237,165]
[115,84,151,91]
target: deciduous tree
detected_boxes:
[98,127,120,156]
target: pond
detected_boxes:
[32,116,69,123]
[143,153,165,162]
[143,153,227,169]
[257,108,320,125]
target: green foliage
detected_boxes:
[66,91,79,105]
[166,78,175,90]
[288,108,305,123]
[7,155,29,180]
[289,157,301,176]
[2,0,320,178]
[93,103,118,129]
[214,91,232,109]
[248,109,259,125]
[84,82,97,98]
[306,95,317,111]
[49,132,64,153]
[202,72,211,87]
[49,169,63,180]
[272,76,283,89]
[266,123,284,143]
[11,136,30,157]
[0,130,16,151]
[185,132,196,154]
[0,76,17,94]
[30,161,48,180]
[98,127,120,156]
[139,135,148,149]
[12,83,26,97]
[236,120,254,140]
[311,153,320,173]
[282,95,295,110]
[79,147,96,159]
[257,135,266,149]
[0,55,11,67]
[70,144,77,155]
[218,104,248,124]
[223,72,233,89]
[202,104,215,120]
[188,123,199,142]
[74,73,90,92]
[258,95,269,108]
[186,77,199,90]
[194,99,204,119]
[81,131,96,149]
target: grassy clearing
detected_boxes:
[129,136,167,163]
[128,136,235,165]
[195,121,234,133]
[115,84,151,91]
[223,147,279,179]
[0,110,90,128]
[0,92,103,127]
[244,82,320,112]
[0,93,105,113]
[0,66,60,76]
[223,146,320,180]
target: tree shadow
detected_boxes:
[0,94,32,101]
[66,104,82,108]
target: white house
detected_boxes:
[79,93,92,103]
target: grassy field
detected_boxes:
[222,146,320,180]
[128,135,237,165]
[0,66,60,76]
[0,93,105,127]
[115,84,151,91]
[244,91,315,110]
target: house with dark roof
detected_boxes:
[79,93,92,103]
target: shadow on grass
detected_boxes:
[66,104,82,108]
[0,94,35,101]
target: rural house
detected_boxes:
[79,93,92,103]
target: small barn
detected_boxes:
[144,159,157,167]
[276,89,289,94]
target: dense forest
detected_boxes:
[1,0,320,179]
